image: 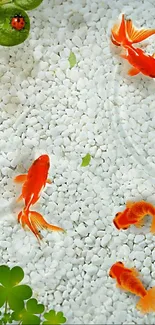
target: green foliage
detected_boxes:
[43,310,66,325]
[68,51,77,68]
[14,0,43,10]
[0,0,43,46]
[0,265,67,325]
[81,153,91,167]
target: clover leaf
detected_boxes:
[12,298,44,325]
[43,310,66,325]
[14,0,43,11]
[68,51,77,68]
[0,3,30,46]
[0,265,32,311]
[81,153,91,167]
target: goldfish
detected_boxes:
[113,200,155,233]
[109,261,155,313]
[14,154,64,240]
[111,14,155,47]
[120,45,155,77]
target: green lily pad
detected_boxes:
[14,0,43,11]
[81,153,91,167]
[0,3,30,46]
[68,51,77,68]
[43,310,66,325]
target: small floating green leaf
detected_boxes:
[68,51,76,68]
[43,310,66,325]
[81,153,91,167]
[14,0,43,11]
[0,4,30,46]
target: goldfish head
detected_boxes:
[113,210,130,230]
[109,261,124,279]
[36,154,50,167]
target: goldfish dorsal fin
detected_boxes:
[128,67,140,76]
[126,18,155,43]
[126,201,135,208]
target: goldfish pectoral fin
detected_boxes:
[128,67,140,76]
[16,194,23,203]
[46,178,52,184]
[120,53,128,59]
[29,211,65,233]
[130,267,140,277]
[126,201,135,208]
[14,174,27,183]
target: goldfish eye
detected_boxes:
[115,212,120,217]
[109,273,113,278]
[122,227,128,230]
[118,261,123,265]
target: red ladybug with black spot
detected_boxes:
[11,15,25,31]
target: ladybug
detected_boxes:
[11,15,25,31]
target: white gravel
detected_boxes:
[1,0,155,324]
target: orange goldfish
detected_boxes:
[113,200,155,233]
[120,45,155,77]
[109,261,155,313]
[14,154,64,240]
[111,14,155,47]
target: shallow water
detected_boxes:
[1,0,155,324]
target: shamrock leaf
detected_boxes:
[0,3,30,46]
[12,298,44,325]
[68,51,77,68]
[1,312,12,324]
[81,153,91,167]
[14,0,43,11]
[43,310,66,325]
[0,265,32,311]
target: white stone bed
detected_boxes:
[1,0,155,323]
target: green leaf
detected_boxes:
[10,266,24,287]
[81,153,91,167]
[0,4,30,46]
[68,51,77,68]
[11,300,42,325]
[0,286,7,308]
[26,298,44,314]
[43,310,66,325]
[9,285,32,311]
[14,0,43,10]
[0,265,10,287]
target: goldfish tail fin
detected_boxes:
[29,211,65,233]
[18,210,42,242]
[111,14,129,46]
[150,216,155,234]
[136,288,155,313]
[126,19,155,43]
